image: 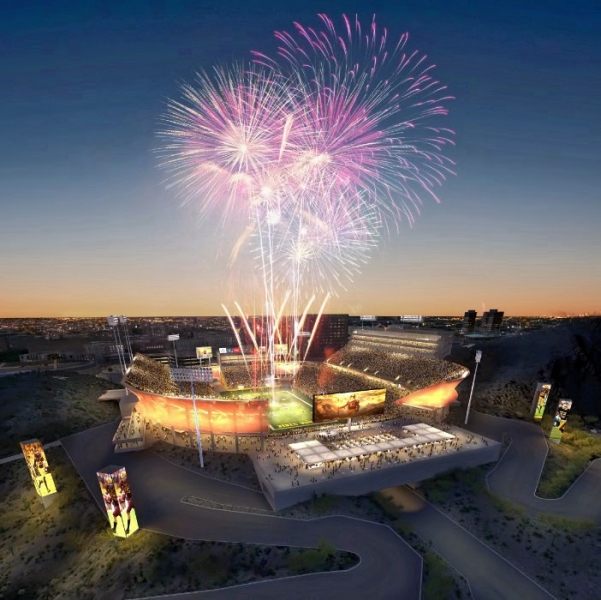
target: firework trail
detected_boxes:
[158,15,454,381]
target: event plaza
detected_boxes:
[253,419,498,510]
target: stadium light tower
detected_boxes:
[119,315,133,363]
[170,367,204,468]
[167,334,180,367]
[464,350,482,425]
[107,315,126,374]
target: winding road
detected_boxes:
[60,411,601,599]
[62,422,422,600]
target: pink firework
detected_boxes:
[254,13,455,225]
[159,14,454,300]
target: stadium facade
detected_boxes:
[102,326,496,510]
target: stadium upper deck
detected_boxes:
[327,347,467,393]
[348,328,453,358]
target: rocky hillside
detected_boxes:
[448,318,601,420]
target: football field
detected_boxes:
[269,389,313,431]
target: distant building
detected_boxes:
[299,314,349,361]
[19,351,93,363]
[481,309,504,332]
[463,310,477,333]
[400,315,424,324]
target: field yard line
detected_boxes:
[287,390,312,408]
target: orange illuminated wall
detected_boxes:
[126,387,269,434]
[396,377,467,409]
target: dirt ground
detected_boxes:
[0,447,357,600]
[416,467,601,600]
[0,372,120,458]
[150,439,263,491]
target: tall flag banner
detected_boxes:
[550,399,573,444]
[20,439,57,498]
[97,465,139,537]
[531,383,552,421]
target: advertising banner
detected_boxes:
[532,383,552,421]
[97,465,139,538]
[550,399,573,444]
[20,439,57,498]
[132,390,270,435]
[313,388,386,423]
[196,346,212,359]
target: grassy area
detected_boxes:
[537,414,601,498]
[269,391,313,430]
[0,448,357,599]
[423,552,457,600]
[0,372,120,457]
[535,513,596,534]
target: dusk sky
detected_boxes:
[2,0,600,317]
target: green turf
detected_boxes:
[269,390,313,430]
[219,388,314,430]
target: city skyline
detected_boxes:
[2,0,600,318]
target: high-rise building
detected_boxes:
[463,310,477,332]
[299,314,349,360]
[481,309,504,332]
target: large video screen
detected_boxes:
[20,439,57,498]
[132,390,270,435]
[97,466,139,538]
[313,389,386,422]
[532,383,552,421]
[196,346,212,359]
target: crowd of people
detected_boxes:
[294,363,378,395]
[255,421,477,488]
[293,363,404,404]
[221,365,254,389]
[177,380,216,398]
[125,354,180,395]
[327,348,467,390]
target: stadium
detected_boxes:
[115,328,469,448]
[104,327,500,510]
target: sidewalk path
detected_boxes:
[62,423,422,600]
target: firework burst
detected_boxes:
[158,15,454,376]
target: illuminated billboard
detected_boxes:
[532,383,552,421]
[20,439,57,498]
[313,389,386,422]
[97,465,139,538]
[274,344,288,355]
[196,346,212,359]
[128,388,270,435]
[550,399,573,444]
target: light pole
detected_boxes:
[171,367,204,468]
[107,315,126,374]
[119,315,133,363]
[465,350,482,425]
[167,334,179,368]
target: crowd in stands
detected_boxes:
[294,363,378,395]
[125,354,219,398]
[327,348,467,391]
[177,381,216,398]
[293,363,404,403]
[350,335,438,355]
[221,365,254,389]
[125,354,179,395]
